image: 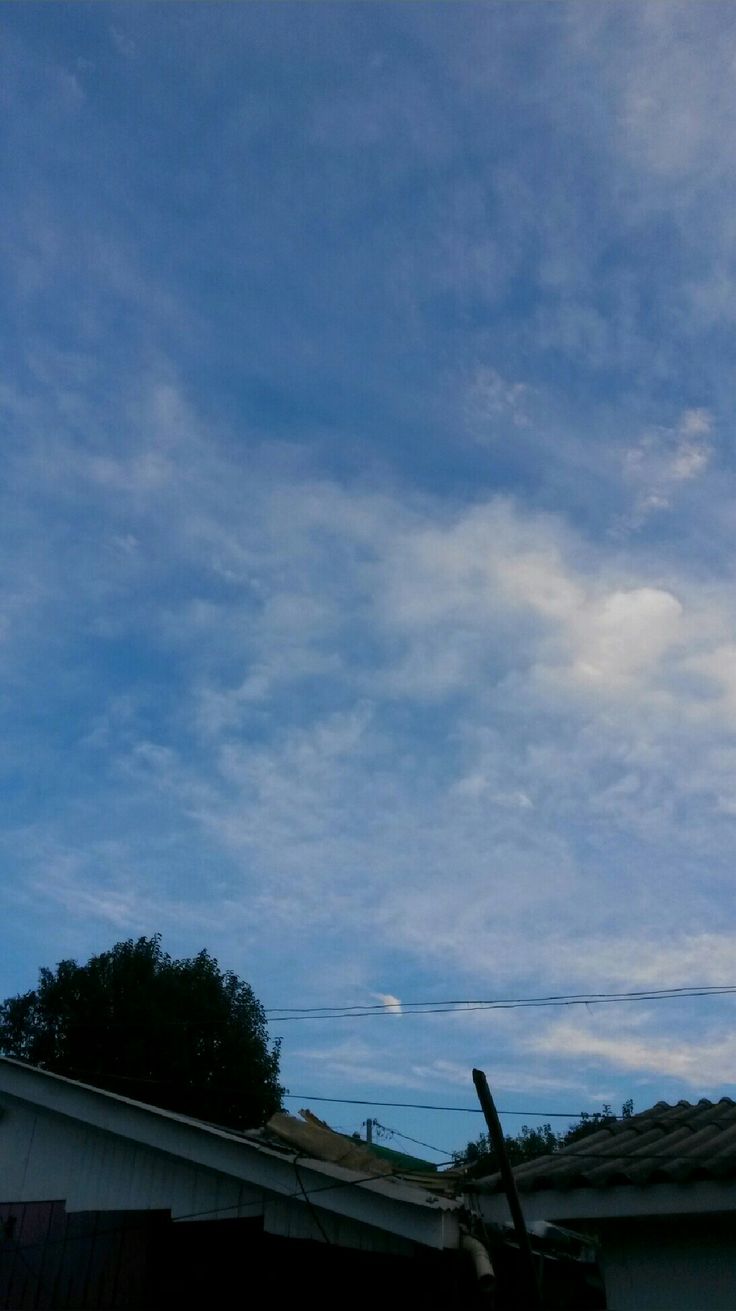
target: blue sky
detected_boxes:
[4,2,736,1157]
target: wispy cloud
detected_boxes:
[621,408,714,527]
[4,4,736,1128]
[530,1019,736,1091]
[372,993,402,1015]
[464,366,531,442]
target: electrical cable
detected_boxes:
[266,984,736,1021]
[29,984,736,1032]
[369,1120,455,1157]
[281,1092,618,1118]
[292,1155,333,1244]
[266,983,736,1013]
[46,1066,641,1119]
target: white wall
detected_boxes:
[594,1216,736,1311]
[0,1094,261,1221]
[0,1093,412,1255]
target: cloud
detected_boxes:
[292,1037,439,1091]
[622,409,714,526]
[530,1019,736,1091]
[548,933,736,990]
[372,993,402,1014]
[464,366,531,442]
[568,586,683,687]
[110,26,137,60]
[5,379,736,1016]
[4,5,736,1118]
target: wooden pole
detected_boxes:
[472,1068,542,1309]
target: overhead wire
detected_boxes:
[369,1120,455,1157]
[57,1067,632,1119]
[292,1155,333,1243]
[281,1092,628,1118]
[266,983,736,1021]
[267,983,736,1013]
[23,984,736,1031]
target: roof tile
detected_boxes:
[473,1099,736,1194]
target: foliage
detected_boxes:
[0,935,283,1130]
[455,1099,634,1174]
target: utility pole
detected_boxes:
[472,1068,542,1309]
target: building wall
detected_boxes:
[0,1202,463,1311]
[595,1215,736,1311]
[0,1093,412,1257]
[0,1199,165,1309]
[0,1095,260,1221]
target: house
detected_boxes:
[0,1056,470,1308]
[470,1096,736,1311]
[0,1056,604,1308]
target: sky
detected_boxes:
[3,1,736,1159]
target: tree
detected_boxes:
[455,1099,635,1174]
[0,936,283,1130]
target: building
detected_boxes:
[0,1055,606,1308]
[471,1096,736,1310]
[0,1056,472,1308]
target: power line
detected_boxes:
[268,983,736,1012]
[292,1156,332,1244]
[266,984,736,1022]
[370,1119,455,1157]
[12,985,733,1032]
[282,1093,618,1118]
[35,1066,634,1120]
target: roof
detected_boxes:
[474,1098,736,1194]
[362,1142,437,1175]
[264,1110,454,1195]
[0,1057,460,1249]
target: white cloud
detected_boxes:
[4,371,736,1108]
[14,404,736,904]
[451,775,533,809]
[372,993,402,1014]
[530,1019,736,1091]
[5,3,736,1121]
[292,1037,437,1091]
[569,586,683,686]
[622,409,714,527]
[110,26,137,60]
[464,366,531,441]
[684,645,736,728]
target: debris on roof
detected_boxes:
[264,1109,464,1196]
[265,1109,396,1175]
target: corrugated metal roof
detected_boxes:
[473,1098,736,1193]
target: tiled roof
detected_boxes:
[473,1098,736,1193]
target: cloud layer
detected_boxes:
[3,4,736,1137]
